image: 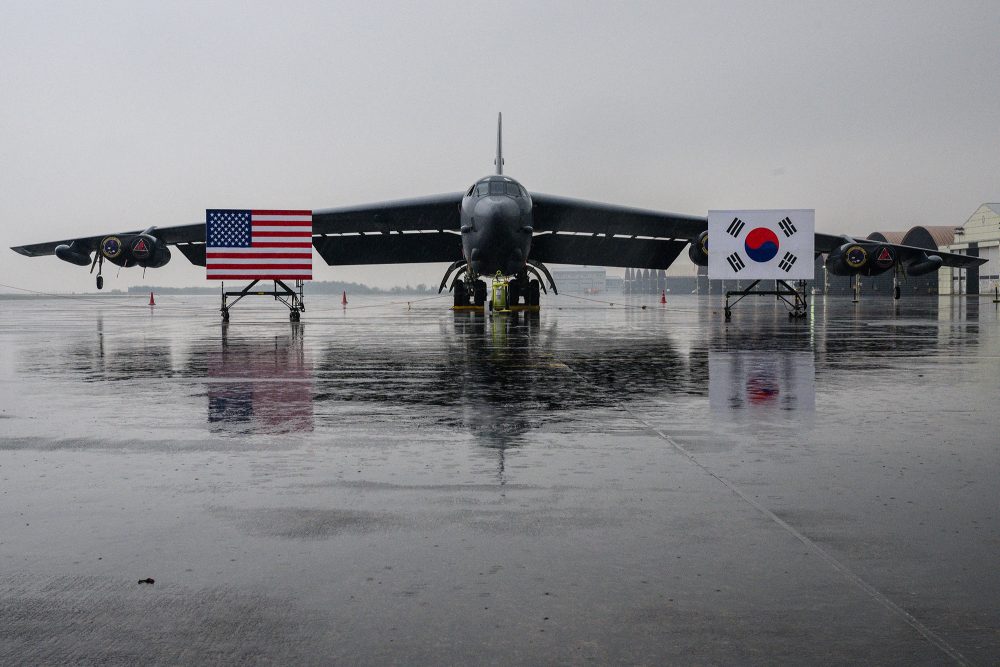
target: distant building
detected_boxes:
[551,267,606,294]
[940,204,1000,295]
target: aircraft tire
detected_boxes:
[454,281,468,307]
[509,278,522,305]
[473,280,487,307]
[529,280,541,306]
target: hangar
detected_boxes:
[939,204,1000,295]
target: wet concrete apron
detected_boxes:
[1,294,997,664]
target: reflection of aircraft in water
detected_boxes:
[195,326,313,435]
[314,312,696,481]
[11,114,984,313]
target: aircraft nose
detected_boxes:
[469,196,525,275]
[474,196,520,228]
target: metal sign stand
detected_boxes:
[724,279,808,321]
[220,280,305,322]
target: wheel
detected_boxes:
[453,281,468,307]
[96,275,104,290]
[528,280,541,306]
[474,280,487,307]
[507,280,519,306]
[893,285,901,300]
[290,310,300,322]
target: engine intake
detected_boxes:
[99,233,171,268]
[688,231,709,266]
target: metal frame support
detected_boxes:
[724,279,808,321]
[220,279,305,321]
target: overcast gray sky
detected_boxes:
[2,0,998,292]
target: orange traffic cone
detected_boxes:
[341,290,348,307]
[149,291,156,306]
[660,290,666,304]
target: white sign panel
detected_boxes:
[707,209,815,280]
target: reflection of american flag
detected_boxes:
[205,209,312,280]
[207,338,313,434]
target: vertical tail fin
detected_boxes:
[494,112,503,175]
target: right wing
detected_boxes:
[311,193,465,265]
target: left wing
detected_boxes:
[529,193,705,270]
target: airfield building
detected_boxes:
[939,204,1000,295]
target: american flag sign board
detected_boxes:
[707,209,814,281]
[206,209,313,280]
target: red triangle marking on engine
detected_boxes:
[134,239,148,252]
[878,248,892,261]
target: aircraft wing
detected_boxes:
[528,193,706,270]
[10,223,204,258]
[9,194,467,269]
[815,233,984,269]
[311,193,465,265]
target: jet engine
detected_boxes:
[825,242,896,276]
[54,241,93,266]
[99,234,171,269]
[905,252,943,276]
[688,231,709,266]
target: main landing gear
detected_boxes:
[441,262,555,312]
[453,276,487,309]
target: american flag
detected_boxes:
[205,209,313,280]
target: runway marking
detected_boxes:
[558,360,970,667]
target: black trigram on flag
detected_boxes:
[778,252,797,272]
[726,217,746,238]
[727,252,745,272]
[778,217,797,237]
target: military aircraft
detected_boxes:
[10,113,985,315]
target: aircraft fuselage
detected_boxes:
[459,175,533,277]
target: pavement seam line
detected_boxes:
[557,360,970,667]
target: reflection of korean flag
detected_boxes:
[708,210,815,280]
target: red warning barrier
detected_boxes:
[660,290,666,304]
[341,290,348,307]
[149,292,156,306]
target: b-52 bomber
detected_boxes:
[10,114,984,316]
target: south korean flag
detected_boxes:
[707,209,815,281]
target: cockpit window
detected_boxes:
[475,182,490,196]
[489,181,506,196]
[505,183,521,197]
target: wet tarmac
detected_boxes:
[1,292,998,664]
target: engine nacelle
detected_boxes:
[688,231,709,266]
[100,234,171,269]
[825,242,896,276]
[905,252,943,276]
[54,242,93,267]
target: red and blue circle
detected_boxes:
[744,227,779,263]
